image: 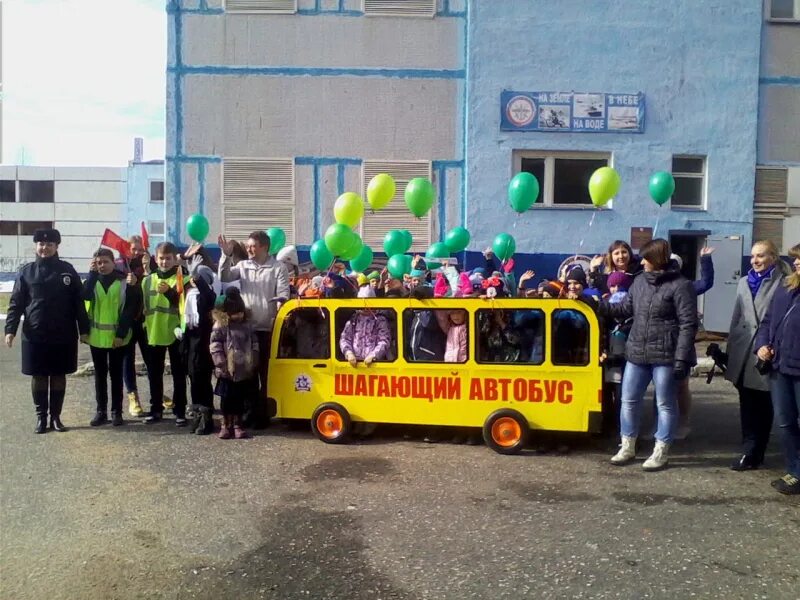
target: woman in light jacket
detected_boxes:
[726,240,789,471]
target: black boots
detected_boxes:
[50,387,67,432]
[33,386,48,434]
[189,405,214,435]
[90,411,108,426]
[35,416,47,434]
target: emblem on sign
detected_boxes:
[505,95,536,127]
[295,374,312,393]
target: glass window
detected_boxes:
[0,220,19,235]
[0,181,15,203]
[403,308,469,364]
[278,308,330,359]
[149,181,165,202]
[19,181,54,203]
[20,221,54,235]
[770,0,799,19]
[476,309,545,365]
[513,151,611,207]
[149,221,165,236]
[551,309,590,366]
[335,308,397,363]
[671,155,706,208]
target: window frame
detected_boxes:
[474,308,547,366]
[670,154,707,210]
[277,307,331,360]
[334,307,399,364]
[18,180,55,203]
[512,150,612,208]
[148,221,165,236]
[0,180,16,203]
[550,308,591,367]
[402,308,470,365]
[767,0,800,22]
[149,180,165,203]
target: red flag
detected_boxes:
[101,229,131,259]
[140,221,150,252]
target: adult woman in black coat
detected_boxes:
[599,239,698,471]
[4,229,90,433]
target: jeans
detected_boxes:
[123,319,148,394]
[91,345,126,414]
[769,372,800,477]
[620,362,678,443]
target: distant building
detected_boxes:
[0,141,165,273]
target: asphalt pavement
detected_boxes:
[0,339,798,600]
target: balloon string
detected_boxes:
[653,214,661,239]
[574,211,597,262]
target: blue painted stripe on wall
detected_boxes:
[431,159,464,168]
[759,76,800,86]
[171,65,465,79]
[296,156,362,166]
[437,165,447,242]
[169,155,222,163]
[460,1,469,229]
[313,164,321,241]
[198,162,206,216]
[337,164,345,196]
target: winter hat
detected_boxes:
[357,273,369,286]
[471,267,487,277]
[434,272,450,298]
[367,271,381,281]
[220,287,246,314]
[566,265,587,287]
[607,271,633,291]
[33,228,61,244]
[410,269,425,278]
[193,265,215,287]
[670,253,683,269]
[539,279,564,298]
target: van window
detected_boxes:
[403,308,469,364]
[335,308,398,363]
[476,309,545,365]
[278,308,330,359]
[552,309,590,366]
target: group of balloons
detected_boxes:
[186,213,288,256]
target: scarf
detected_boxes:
[747,265,775,298]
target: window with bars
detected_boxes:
[222,158,295,243]
[753,167,789,249]
[360,160,433,252]
[224,0,297,13]
[362,0,436,17]
[671,155,706,209]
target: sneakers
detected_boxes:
[163,395,174,413]
[90,412,108,427]
[144,412,163,424]
[128,392,144,417]
[730,454,760,471]
[233,426,249,439]
[175,417,188,427]
[218,426,232,439]
[610,436,637,465]
[642,441,670,471]
[773,474,800,495]
[111,412,124,427]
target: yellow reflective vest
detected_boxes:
[88,279,131,349]
[143,272,181,346]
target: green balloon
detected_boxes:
[324,223,354,256]
[649,171,675,206]
[349,244,374,273]
[444,227,470,253]
[387,253,412,279]
[339,234,363,262]
[186,213,209,243]
[310,239,333,271]
[399,229,413,252]
[426,242,450,261]
[508,172,540,213]
[492,233,516,261]
[588,167,621,207]
[266,227,286,255]
[404,178,435,218]
[383,230,406,256]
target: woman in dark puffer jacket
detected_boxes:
[600,239,698,471]
[754,243,800,495]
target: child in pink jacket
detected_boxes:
[437,309,468,363]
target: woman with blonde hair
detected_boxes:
[725,240,790,471]
[754,243,800,495]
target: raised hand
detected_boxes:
[218,235,235,257]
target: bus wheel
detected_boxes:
[483,409,529,455]
[311,403,351,444]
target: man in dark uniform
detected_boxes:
[4,229,90,433]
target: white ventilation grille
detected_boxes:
[753,167,788,249]
[361,160,433,252]
[224,0,297,14]
[222,158,295,243]
[362,0,436,17]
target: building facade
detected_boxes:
[126,140,167,250]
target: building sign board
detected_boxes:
[501,90,645,133]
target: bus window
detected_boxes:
[335,308,398,363]
[277,307,330,359]
[403,309,468,364]
[552,309,590,366]
[476,309,544,365]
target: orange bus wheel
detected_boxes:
[483,409,529,455]
[310,403,352,444]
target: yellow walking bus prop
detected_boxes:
[268,298,603,454]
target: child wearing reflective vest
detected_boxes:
[142,242,188,425]
[83,248,142,426]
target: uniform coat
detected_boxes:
[726,264,789,390]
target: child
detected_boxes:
[438,310,468,363]
[83,249,142,426]
[141,242,188,425]
[357,273,376,298]
[602,271,634,436]
[210,288,259,439]
[341,310,391,366]
[182,262,218,434]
